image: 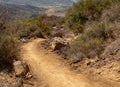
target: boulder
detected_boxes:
[50,37,69,51]
[13,61,29,77]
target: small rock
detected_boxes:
[25,72,32,79]
[13,61,29,77]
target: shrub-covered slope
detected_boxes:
[62,0,120,83]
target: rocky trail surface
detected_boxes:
[21,39,116,87]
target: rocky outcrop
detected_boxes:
[50,37,69,51]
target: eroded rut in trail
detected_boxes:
[22,39,113,87]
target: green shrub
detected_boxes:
[19,16,51,39]
[72,22,84,34]
[71,35,104,58]
[0,22,19,64]
[86,23,113,39]
[0,35,19,63]
[36,18,50,37]
[65,0,119,34]
[69,22,113,58]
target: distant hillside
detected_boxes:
[0,0,73,6]
[0,3,46,22]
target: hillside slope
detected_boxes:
[61,0,120,85]
[0,0,73,6]
[0,3,45,22]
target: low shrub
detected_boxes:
[65,0,120,34]
[0,22,19,64]
[19,17,51,39]
[66,22,113,59]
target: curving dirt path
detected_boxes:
[21,39,109,87]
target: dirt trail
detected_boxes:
[22,39,108,87]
